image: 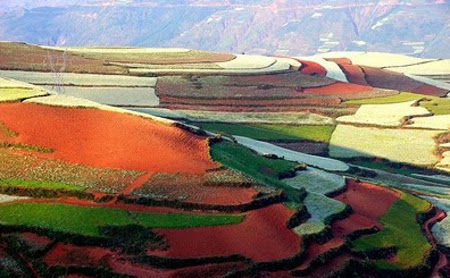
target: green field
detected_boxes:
[352,191,432,269]
[199,123,335,142]
[343,92,422,105]
[420,97,450,115]
[210,141,300,198]
[352,160,416,176]
[0,203,244,236]
[0,179,86,192]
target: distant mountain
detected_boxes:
[0,0,448,58]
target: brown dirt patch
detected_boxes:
[273,142,328,155]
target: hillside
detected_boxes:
[0,0,448,58]
[0,43,450,277]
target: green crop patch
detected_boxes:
[199,123,335,143]
[352,191,432,270]
[0,203,244,236]
[420,97,450,115]
[343,92,422,105]
[0,179,86,192]
[210,141,301,199]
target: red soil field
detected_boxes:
[18,232,53,251]
[168,262,247,278]
[303,82,373,95]
[325,58,352,65]
[362,66,448,97]
[295,59,327,76]
[424,208,446,245]
[149,204,301,262]
[43,243,114,268]
[334,180,400,220]
[304,253,354,278]
[331,213,381,238]
[326,58,369,86]
[294,238,344,272]
[0,103,217,175]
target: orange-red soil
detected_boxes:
[0,103,217,175]
[303,82,373,95]
[295,59,327,76]
[334,180,400,220]
[331,213,380,238]
[149,204,301,262]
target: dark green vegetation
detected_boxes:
[0,203,244,236]
[352,191,432,269]
[352,160,416,176]
[198,123,335,142]
[210,140,304,200]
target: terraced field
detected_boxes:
[0,44,448,277]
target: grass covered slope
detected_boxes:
[352,191,432,270]
[198,123,335,142]
[0,203,244,236]
[210,141,298,188]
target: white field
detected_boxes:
[0,76,35,88]
[43,46,190,53]
[284,168,346,195]
[216,55,277,69]
[336,101,431,127]
[296,56,348,83]
[24,95,175,125]
[276,57,302,68]
[432,215,450,248]
[347,52,435,68]
[403,73,450,91]
[128,57,291,75]
[43,86,160,107]
[234,136,349,171]
[408,115,450,130]
[294,192,346,236]
[437,151,450,173]
[178,110,335,125]
[0,70,157,87]
[0,194,30,203]
[329,125,441,166]
[124,108,185,119]
[387,60,450,76]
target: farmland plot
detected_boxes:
[24,95,174,124]
[43,86,160,107]
[0,70,157,87]
[0,149,143,193]
[329,125,441,166]
[387,60,450,76]
[348,52,435,68]
[296,56,348,83]
[234,136,349,171]
[337,101,431,127]
[178,110,334,125]
[0,77,48,102]
[284,167,346,195]
[407,114,450,130]
[294,192,346,236]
